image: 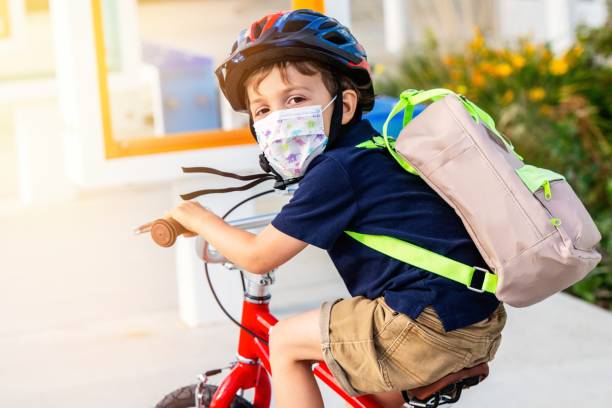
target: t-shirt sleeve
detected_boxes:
[271,155,358,250]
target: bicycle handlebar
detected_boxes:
[133,218,189,247]
[196,213,277,263]
[134,212,278,260]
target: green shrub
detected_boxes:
[376,23,611,310]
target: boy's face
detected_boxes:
[246,65,335,137]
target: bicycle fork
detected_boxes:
[202,271,276,408]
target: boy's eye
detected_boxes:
[254,107,269,118]
[287,96,306,106]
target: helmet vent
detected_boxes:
[251,22,264,39]
[282,19,309,33]
[323,31,348,45]
[300,10,323,17]
[319,20,337,30]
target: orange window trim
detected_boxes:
[90,0,254,160]
[291,0,325,12]
[0,0,11,38]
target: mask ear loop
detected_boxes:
[321,95,338,112]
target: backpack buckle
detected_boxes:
[467,267,489,293]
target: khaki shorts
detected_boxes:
[319,296,506,396]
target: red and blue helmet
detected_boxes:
[215,9,374,113]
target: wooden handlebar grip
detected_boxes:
[150,218,188,247]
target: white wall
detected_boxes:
[497,0,608,51]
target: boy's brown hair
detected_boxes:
[243,59,375,115]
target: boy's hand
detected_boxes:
[161,200,307,272]
[164,201,213,238]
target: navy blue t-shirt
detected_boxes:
[272,119,499,331]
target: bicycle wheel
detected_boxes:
[155,384,255,408]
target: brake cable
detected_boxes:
[203,189,275,345]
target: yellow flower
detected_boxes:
[550,58,569,75]
[564,44,584,63]
[502,89,514,104]
[470,28,486,52]
[573,43,584,57]
[471,70,486,88]
[510,54,526,69]
[528,87,546,101]
[456,84,468,95]
[443,56,454,66]
[450,69,463,81]
[539,105,554,118]
[524,43,535,55]
[373,63,385,75]
[493,63,513,77]
[479,62,495,74]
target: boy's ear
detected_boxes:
[341,89,359,125]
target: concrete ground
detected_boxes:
[1,179,611,407]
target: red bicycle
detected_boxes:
[136,199,490,408]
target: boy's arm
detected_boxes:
[166,200,308,274]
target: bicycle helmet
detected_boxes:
[215,9,374,113]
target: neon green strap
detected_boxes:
[355,140,378,149]
[356,136,395,150]
[345,231,498,294]
[381,97,420,175]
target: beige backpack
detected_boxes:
[346,89,602,307]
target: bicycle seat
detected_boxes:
[403,363,489,406]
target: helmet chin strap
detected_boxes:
[258,150,302,190]
[326,82,363,149]
[248,116,300,189]
[325,86,345,150]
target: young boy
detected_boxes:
[166,9,506,408]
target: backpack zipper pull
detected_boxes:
[543,180,552,201]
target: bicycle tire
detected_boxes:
[155,384,255,408]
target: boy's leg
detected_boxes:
[269,308,324,408]
[269,306,406,408]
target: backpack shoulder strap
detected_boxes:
[345,231,498,294]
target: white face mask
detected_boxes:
[253,96,336,179]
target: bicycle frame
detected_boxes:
[205,271,382,408]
